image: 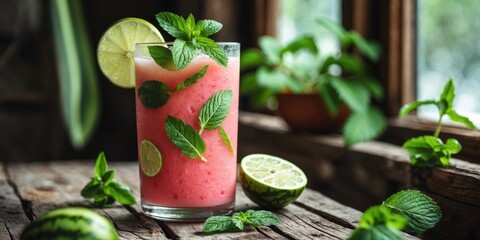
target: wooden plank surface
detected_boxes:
[0,160,417,239]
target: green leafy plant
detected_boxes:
[241,18,386,146]
[349,190,441,239]
[202,209,280,234]
[399,79,477,167]
[81,152,136,207]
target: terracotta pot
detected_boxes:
[277,93,350,133]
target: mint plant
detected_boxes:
[349,190,441,239]
[203,210,280,234]
[399,79,477,167]
[240,18,385,146]
[81,152,136,207]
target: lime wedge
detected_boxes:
[239,154,308,209]
[139,140,163,177]
[97,18,164,88]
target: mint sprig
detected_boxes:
[154,12,227,69]
[349,189,441,239]
[81,152,136,207]
[383,190,442,234]
[165,116,207,162]
[399,79,477,167]
[138,65,208,109]
[199,90,232,133]
[203,210,280,234]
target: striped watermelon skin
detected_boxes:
[20,207,119,240]
[239,167,305,209]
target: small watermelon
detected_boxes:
[20,207,119,240]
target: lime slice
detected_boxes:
[239,154,308,209]
[139,140,163,177]
[97,18,164,88]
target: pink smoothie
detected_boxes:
[135,55,239,208]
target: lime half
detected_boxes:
[97,18,164,88]
[140,140,163,177]
[239,154,308,209]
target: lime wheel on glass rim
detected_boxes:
[239,154,308,209]
[97,17,164,88]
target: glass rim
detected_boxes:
[135,41,240,47]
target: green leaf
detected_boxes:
[138,80,171,109]
[445,138,462,154]
[105,181,136,205]
[148,46,176,71]
[81,179,102,198]
[447,110,477,129]
[362,77,384,100]
[358,205,407,230]
[244,210,280,227]
[240,49,264,70]
[383,190,442,234]
[101,170,115,185]
[185,14,195,33]
[330,77,370,113]
[93,195,116,208]
[155,12,188,40]
[203,216,239,234]
[403,136,446,167]
[399,100,436,118]
[349,225,403,240]
[240,72,258,96]
[350,31,381,62]
[231,213,245,230]
[175,65,208,92]
[334,54,365,75]
[172,39,196,70]
[259,36,283,65]
[199,19,223,37]
[439,79,455,112]
[318,79,343,114]
[317,17,347,41]
[282,35,318,56]
[343,107,387,147]
[95,152,107,178]
[199,90,232,132]
[165,116,207,161]
[195,36,228,67]
[256,67,301,93]
[219,126,235,154]
[51,0,100,150]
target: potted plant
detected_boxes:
[240,18,386,146]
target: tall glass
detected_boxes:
[134,42,240,221]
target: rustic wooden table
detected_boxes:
[0,161,416,239]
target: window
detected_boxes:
[417,0,480,125]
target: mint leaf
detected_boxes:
[399,100,436,118]
[349,205,406,240]
[155,12,188,40]
[318,79,343,114]
[81,179,102,198]
[95,152,107,178]
[175,65,208,92]
[439,79,455,112]
[402,136,459,167]
[199,90,232,132]
[165,116,207,162]
[172,39,196,70]
[195,36,228,67]
[138,80,171,108]
[343,107,386,147]
[447,110,477,129]
[148,46,176,71]
[231,214,245,230]
[445,138,461,154]
[105,181,136,205]
[199,20,222,37]
[101,170,115,185]
[384,190,441,234]
[331,77,370,113]
[203,216,239,234]
[219,126,235,154]
[259,36,283,65]
[281,35,318,56]
[185,14,195,34]
[240,49,264,70]
[93,195,115,207]
[244,210,280,227]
